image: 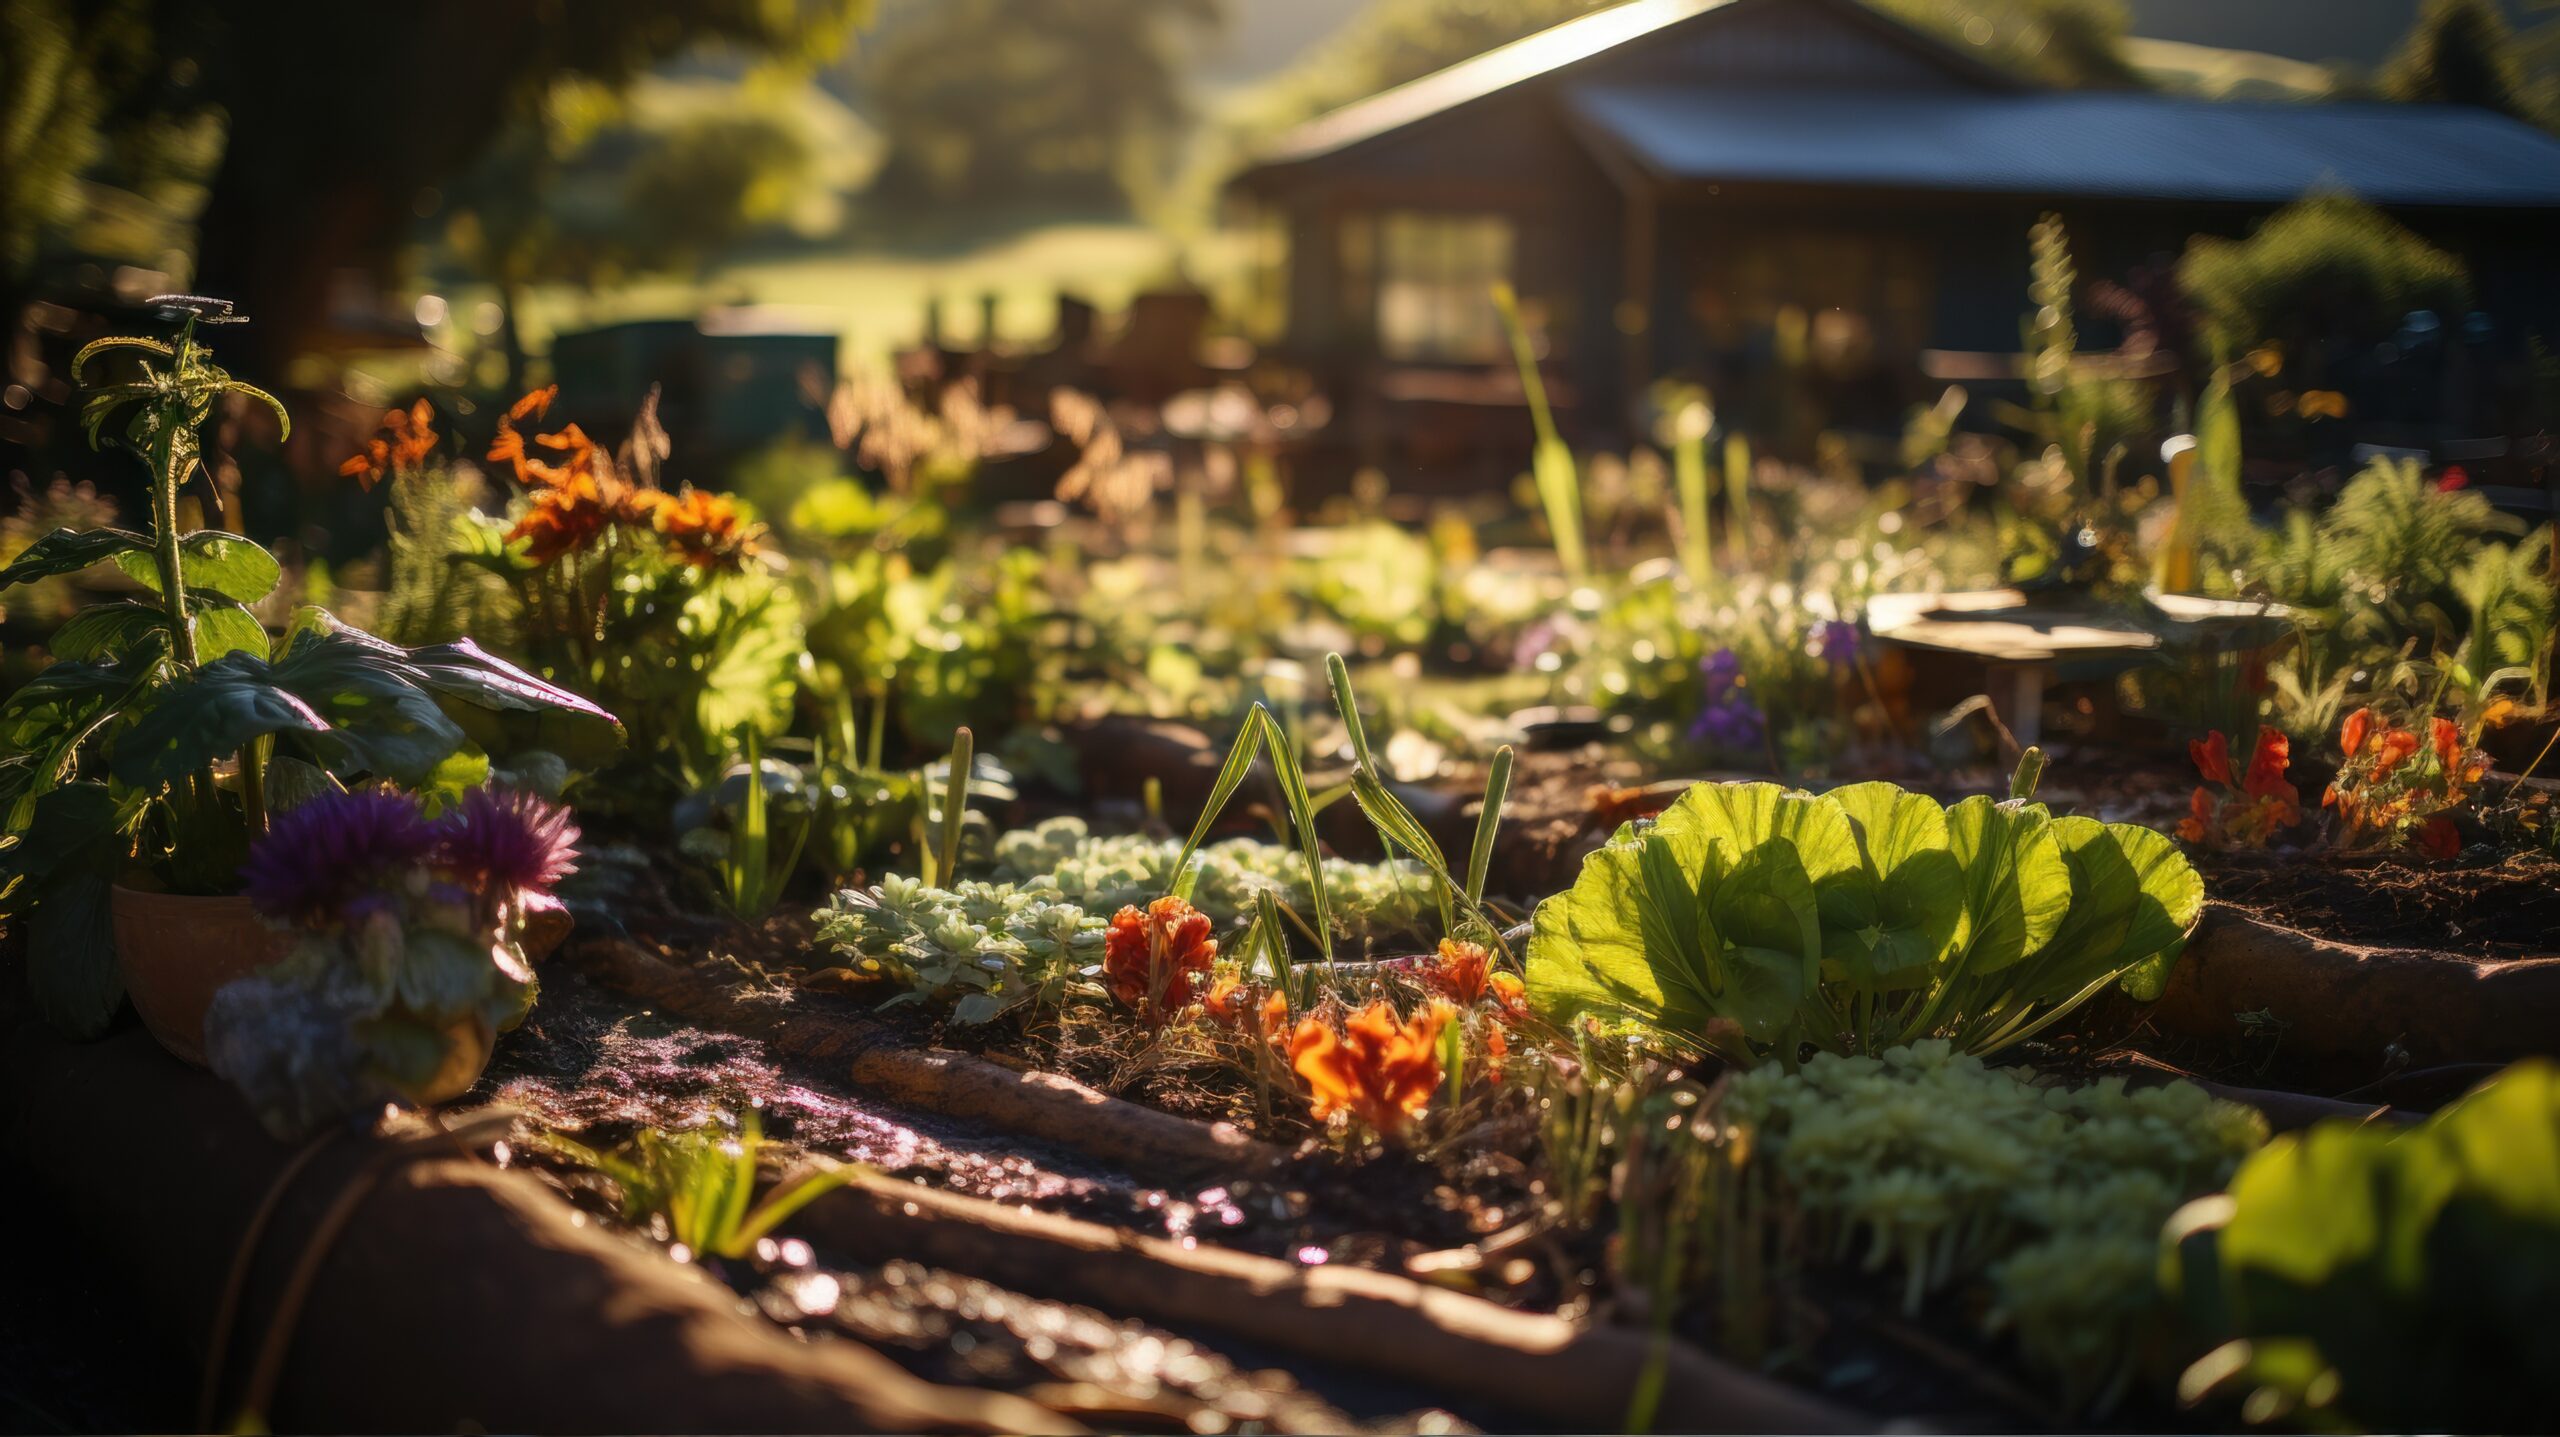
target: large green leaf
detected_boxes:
[111,530,281,603]
[2109,821,2206,1002]
[109,631,467,791]
[0,527,148,591]
[191,599,271,662]
[1528,837,1717,1038]
[403,637,624,770]
[690,572,801,752]
[1828,781,1967,991]
[49,602,169,662]
[1944,797,2070,976]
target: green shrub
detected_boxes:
[2179,195,2471,353]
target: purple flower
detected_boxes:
[439,786,580,899]
[1816,620,1862,667]
[239,789,439,925]
[1700,647,1744,697]
[1688,695,1766,753]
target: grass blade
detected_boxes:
[935,726,972,887]
[1465,745,1513,905]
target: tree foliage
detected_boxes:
[2382,0,2548,125]
[2177,194,2473,354]
[858,0,1223,219]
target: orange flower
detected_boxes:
[2372,727,2421,777]
[1257,990,1291,1044]
[1487,971,1528,1024]
[1420,938,1494,1006]
[1290,999,1450,1138]
[2430,717,2462,774]
[487,386,558,485]
[507,470,614,564]
[653,487,755,568]
[2418,817,2460,859]
[2188,731,2233,786]
[2176,786,2214,843]
[2340,707,2372,759]
[339,398,439,489]
[1102,896,1217,1023]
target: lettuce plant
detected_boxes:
[2162,1059,2560,1432]
[813,874,1105,1025]
[1526,763,2201,1061]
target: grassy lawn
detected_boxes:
[504,222,1259,375]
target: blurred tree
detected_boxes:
[2382,0,2549,125]
[439,82,824,390]
[1871,0,2143,87]
[161,0,865,374]
[2178,193,2472,357]
[859,0,1223,221]
[0,0,214,289]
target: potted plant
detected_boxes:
[0,297,622,1059]
[204,783,582,1137]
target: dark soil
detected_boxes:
[2199,850,2560,960]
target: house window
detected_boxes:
[1373,212,1514,363]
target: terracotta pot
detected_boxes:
[111,885,292,1067]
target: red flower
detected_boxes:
[2418,817,2460,859]
[2189,730,2233,786]
[2372,728,2421,777]
[2340,707,2372,759]
[1102,896,1216,1023]
[1290,999,1450,1139]
[2242,728,2292,799]
[2436,464,2470,492]
[1420,938,1494,1007]
[2430,717,2462,773]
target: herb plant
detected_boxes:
[542,1109,858,1263]
[0,308,621,1038]
[1525,756,2203,1062]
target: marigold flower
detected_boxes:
[2372,727,2421,777]
[2340,707,2372,759]
[339,398,438,489]
[507,470,615,563]
[1421,938,1494,1006]
[1102,896,1217,1022]
[652,487,755,568]
[2188,731,2233,785]
[487,386,558,485]
[1487,971,1528,1024]
[1290,998,1450,1139]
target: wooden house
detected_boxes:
[1227,0,2560,484]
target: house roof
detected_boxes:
[1246,0,2022,172]
[1563,87,2560,206]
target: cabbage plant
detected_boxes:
[1526,763,2201,1061]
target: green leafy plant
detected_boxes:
[813,873,1105,1024]
[986,815,1434,948]
[542,1110,859,1262]
[1525,753,2203,1063]
[1717,1044,2266,1412]
[702,727,812,920]
[0,307,621,1038]
[2162,1059,2560,1431]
